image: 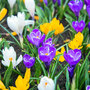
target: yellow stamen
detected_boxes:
[11,32,17,36]
[45,53,48,55]
[40,0,43,3]
[34,16,39,20]
[9,57,13,61]
[36,36,39,38]
[45,82,48,86]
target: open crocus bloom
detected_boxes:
[1,46,22,68]
[25,0,35,18]
[38,45,56,63]
[27,29,45,47]
[8,0,16,9]
[64,49,81,66]
[84,0,90,6]
[68,0,83,18]
[72,20,85,32]
[38,76,55,90]
[7,12,34,36]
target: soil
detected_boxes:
[0,19,71,90]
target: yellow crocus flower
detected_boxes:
[0,8,7,21]
[10,69,30,90]
[0,80,8,90]
[54,47,65,62]
[68,32,83,50]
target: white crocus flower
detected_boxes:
[7,12,34,47]
[38,76,55,90]
[8,0,16,9]
[1,46,22,68]
[25,0,35,18]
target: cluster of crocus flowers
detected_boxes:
[40,18,64,35]
[64,49,82,79]
[23,54,35,68]
[27,29,45,47]
[54,47,65,62]
[0,8,7,21]
[68,0,83,19]
[1,46,22,68]
[72,20,85,32]
[38,76,55,90]
[68,32,83,50]
[7,12,34,47]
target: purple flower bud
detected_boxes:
[86,5,90,19]
[67,66,75,79]
[52,0,56,4]
[43,38,54,46]
[72,20,85,32]
[44,0,48,6]
[27,29,45,47]
[68,0,83,19]
[23,54,35,68]
[84,0,90,6]
[38,45,56,63]
[64,49,81,66]
[57,0,61,6]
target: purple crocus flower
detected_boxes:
[27,29,45,47]
[64,49,81,66]
[23,54,35,68]
[52,0,56,4]
[86,5,90,19]
[86,85,90,90]
[38,45,56,71]
[44,0,48,6]
[68,0,83,19]
[72,20,85,32]
[67,66,75,79]
[57,0,61,6]
[43,38,54,46]
[84,0,90,6]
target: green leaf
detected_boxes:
[3,62,13,87]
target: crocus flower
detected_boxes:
[43,38,54,46]
[23,54,35,68]
[0,80,8,90]
[10,69,30,90]
[86,5,90,19]
[72,20,85,32]
[8,0,16,9]
[44,0,48,6]
[64,49,81,66]
[38,45,56,63]
[57,0,61,6]
[27,29,45,47]
[68,0,83,19]
[86,85,90,90]
[0,8,7,21]
[25,0,35,18]
[7,12,34,47]
[52,0,56,4]
[38,76,55,90]
[84,0,90,6]
[69,32,83,50]
[88,22,90,33]
[1,46,22,68]
[67,66,75,79]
